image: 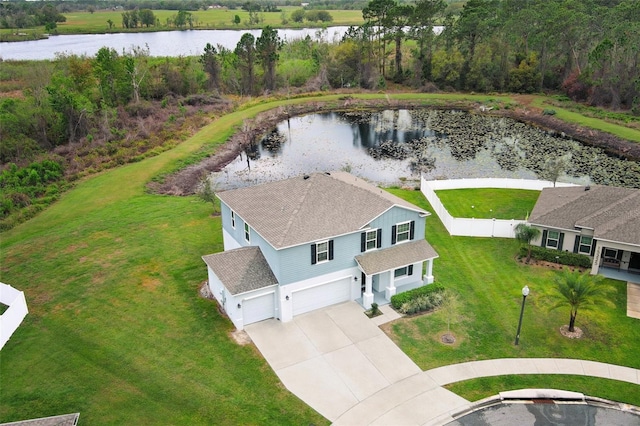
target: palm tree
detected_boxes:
[514,223,540,264]
[549,269,614,332]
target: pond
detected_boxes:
[211,109,640,191]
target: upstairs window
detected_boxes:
[244,222,250,243]
[392,221,414,245]
[361,229,382,252]
[230,210,236,228]
[311,240,334,264]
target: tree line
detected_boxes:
[1,0,637,227]
[342,0,638,111]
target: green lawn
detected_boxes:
[532,97,640,143]
[1,93,638,422]
[385,187,640,405]
[0,100,331,425]
[434,188,540,219]
[18,8,364,35]
[446,375,640,407]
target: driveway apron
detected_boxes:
[245,301,425,422]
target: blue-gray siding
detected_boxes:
[220,202,427,286]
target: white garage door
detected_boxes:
[292,277,351,316]
[243,292,275,326]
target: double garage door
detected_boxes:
[292,277,352,316]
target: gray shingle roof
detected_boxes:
[202,247,278,295]
[0,413,80,426]
[355,239,438,275]
[528,185,640,246]
[217,172,428,249]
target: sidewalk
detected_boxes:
[247,302,640,426]
[334,358,640,425]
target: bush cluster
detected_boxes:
[390,282,444,310]
[519,246,592,268]
[398,291,445,315]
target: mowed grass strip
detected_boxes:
[434,188,540,219]
[532,97,640,143]
[385,188,640,404]
[0,101,335,424]
[446,375,640,407]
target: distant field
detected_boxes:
[435,188,540,219]
[55,7,363,34]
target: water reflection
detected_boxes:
[212,109,640,190]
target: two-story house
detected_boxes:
[202,172,439,330]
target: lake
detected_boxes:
[0,27,350,60]
[211,109,640,190]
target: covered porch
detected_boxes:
[591,241,640,284]
[354,239,438,309]
[598,267,640,285]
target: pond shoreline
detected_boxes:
[150,97,640,196]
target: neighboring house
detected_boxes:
[528,185,640,278]
[202,172,439,330]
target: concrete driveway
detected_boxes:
[245,301,467,423]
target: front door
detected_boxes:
[630,253,640,273]
[361,272,366,294]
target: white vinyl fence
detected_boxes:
[0,282,28,350]
[421,177,577,238]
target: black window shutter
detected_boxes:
[557,233,564,251]
[328,240,334,260]
[573,235,580,253]
[409,221,415,240]
[541,230,548,247]
[376,229,382,248]
[391,225,397,245]
[408,265,413,275]
[361,232,366,252]
[311,244,317,265]
[590,240,597,256]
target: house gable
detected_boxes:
[202,246,278,295]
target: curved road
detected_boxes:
[245,302,639,426]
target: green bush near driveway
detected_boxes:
[391,282,445,311]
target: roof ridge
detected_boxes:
[577,188,639,226]
[277,174,315,246]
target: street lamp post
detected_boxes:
[514,285,530,346]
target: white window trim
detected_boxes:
[230,210,236,229]
[394,266,408,278]
[578,236,593,254]
[396,221,411,244]
[315,240,329,264]
[244,222,250,243]
[604,248,618,259]
[546,230,560,249]
[365,229,378,252]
